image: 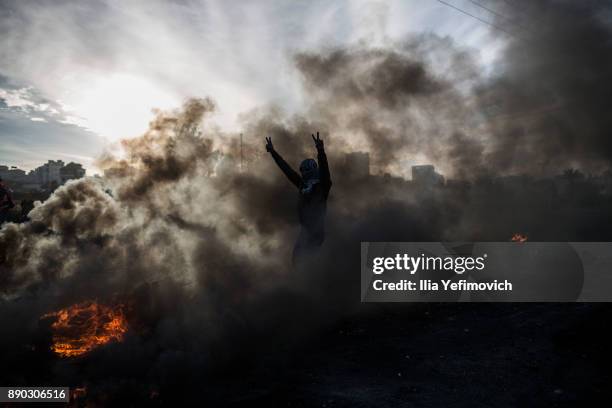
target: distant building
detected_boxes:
[344,152,370,178]
[0,160,86,192]
[0,165,28,182]
[60,162,86,183]
[32,160,65,186]
[412,165,444,186]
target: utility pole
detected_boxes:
[240,133,244,172]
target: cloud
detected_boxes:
[0,107,103,171]
[0,74,103,170]
[0,87,37,108]
[0,0,498,142]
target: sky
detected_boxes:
[0,0,510,173]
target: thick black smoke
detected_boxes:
[289,0,612,178]
[479,0,612,174]
[291,34,482,179]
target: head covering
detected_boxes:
[299,159,319,194]
[299,159,319,179]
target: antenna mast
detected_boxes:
[240,133,244,172]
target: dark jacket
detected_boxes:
[270,146,332,244]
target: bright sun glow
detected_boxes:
[59,73,180,142]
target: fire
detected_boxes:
[511,233,528,242]
[71,386,87,400]
[42,301,128,357]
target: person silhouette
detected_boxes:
[265,132,332,265]
[0,178,15,225]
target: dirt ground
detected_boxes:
[209,303,610,407]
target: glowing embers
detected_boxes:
[511,233,528,242]
[42,301,128,357]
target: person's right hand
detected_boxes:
[312,131,324,150]
[265,136,274,152]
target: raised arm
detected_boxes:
[265,137,301,188]
[312,132,331,188]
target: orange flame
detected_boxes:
[511,233,528,242]
[71,386,87,401]
[42,301,128,357]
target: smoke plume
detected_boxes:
[1,0,612,403]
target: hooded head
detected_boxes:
[299,159,319,181]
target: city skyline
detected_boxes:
[0,159,86,191]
